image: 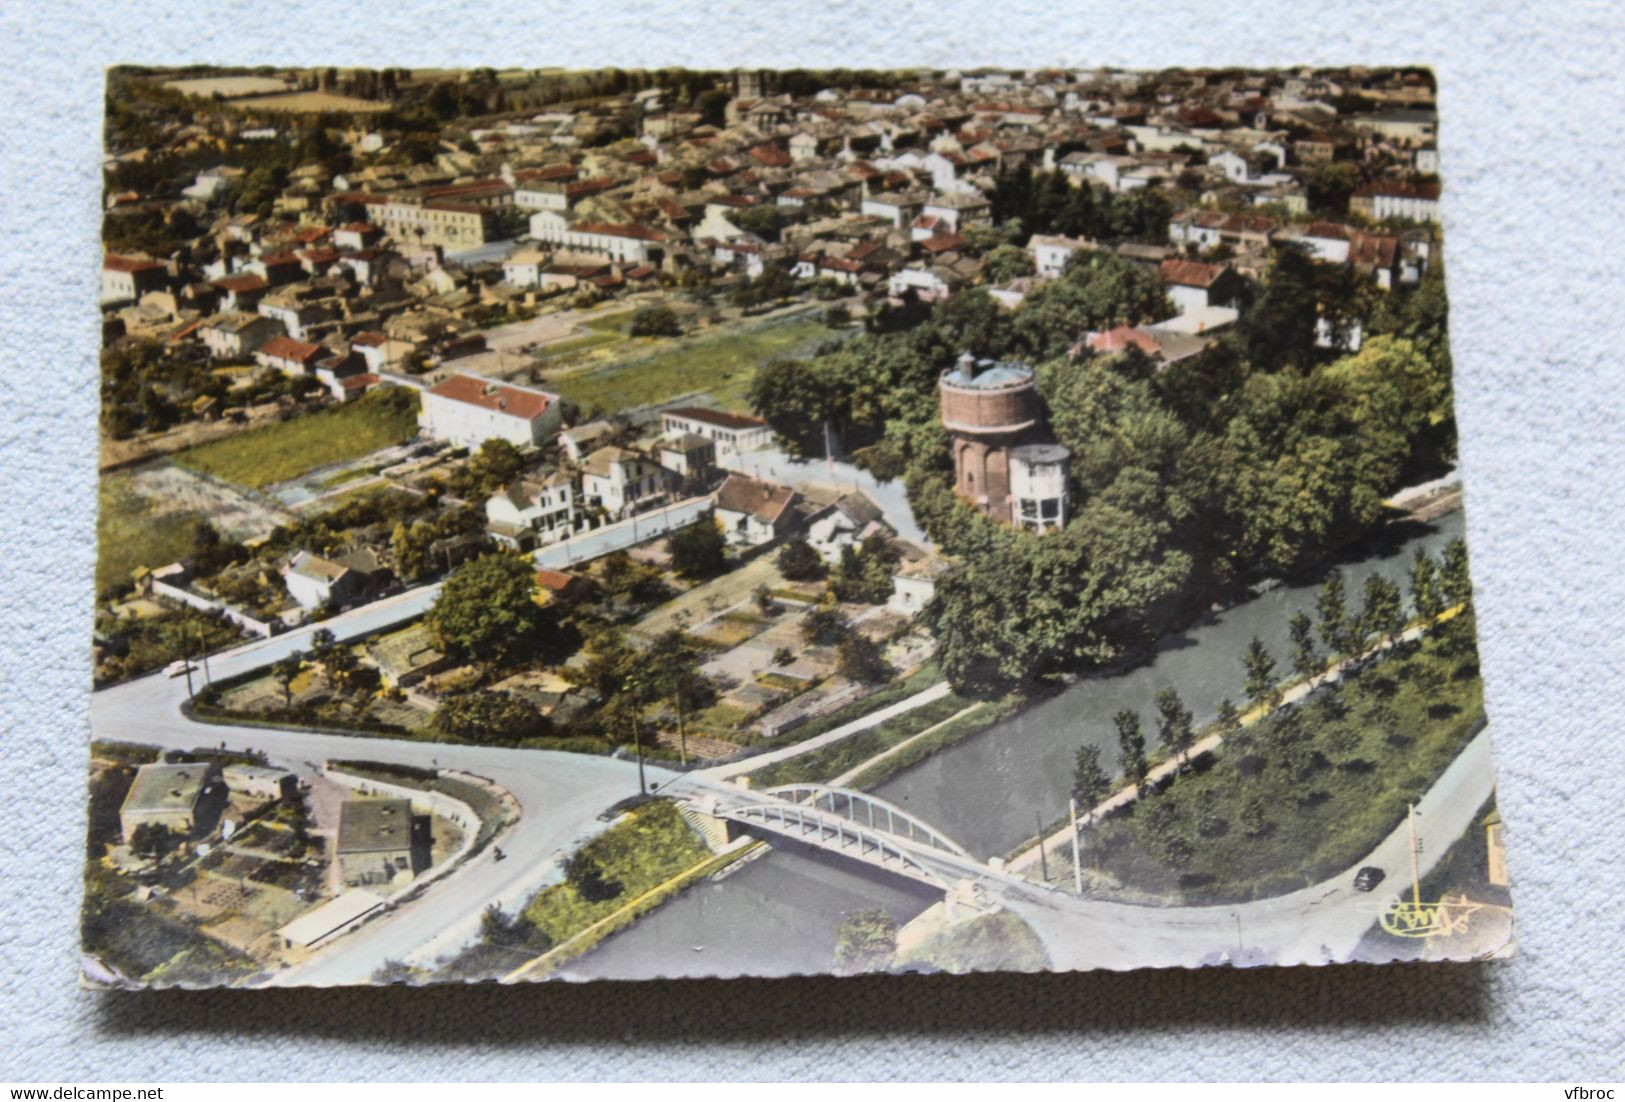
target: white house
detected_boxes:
[485,473,577,548]
[254,335,325,375]
[805,493,887,563]
[528,211,668,265]
[102,254,168,305]
[661,407,772,458]
[419,374,563,449]
[1028,234,1095,279]
[1158,259,1245,315]
[860,191,925,229]
[580,446,667,518]
[282,551,363,610]
[501,246,549,288]
[713,474,799,547]
[200,312,281,360]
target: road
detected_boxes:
[91,592,674,987]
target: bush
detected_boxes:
[777,538,824,581]
[628,305,682,338]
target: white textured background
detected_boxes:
[2,0,1622,1082]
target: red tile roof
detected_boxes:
[259,336,323,363]
[104,253,164,274]
[427,374,554,420]
[1158,258,1229,288]
[1088,326,1162,356]
[351,331,388,347]
[664,406,767,432]
[714,474,797,525]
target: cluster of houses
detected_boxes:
[102,66,1441,427]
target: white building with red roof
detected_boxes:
[419,373,563,448]
[102,253,167,304]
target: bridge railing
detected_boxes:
[761,784,971,857]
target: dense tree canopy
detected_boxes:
[427,554,546,667]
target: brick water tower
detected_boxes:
[939,352,1068,529]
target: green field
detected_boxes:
[549,314,835,416]
[97,475,210,595]
[173,388,420,489]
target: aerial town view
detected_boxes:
[86,63,1513,988]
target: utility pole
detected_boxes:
[1036,809,1049,882]
[182,636,195,705]
[1069,798,1082,894]
[1408,802,1423,907]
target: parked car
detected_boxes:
[1353,866,1386,892]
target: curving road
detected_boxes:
[91,590,675,987]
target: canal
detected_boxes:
[555,837,941,981]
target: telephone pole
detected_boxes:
[1408,802,1423,907]
[1035,809,1049,882]
[1069,798,1082,893]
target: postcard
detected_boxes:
[85,63,1512,987]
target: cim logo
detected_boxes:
[1377,896,1484,938]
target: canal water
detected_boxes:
[563,510,1468,976]
[555,838,940,981]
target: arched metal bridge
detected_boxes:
[708,784,971,885]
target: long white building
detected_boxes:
[419,373,564,448]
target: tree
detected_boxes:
[127,821,173,860]
[982,243,1035,284]
[823,304,852,329]
[629,304,682,338]
[1071,744,1110,821]
[1243,637,1280,711]
[668,518,726,580]
[747,357,834,458]
[1114,709,1148,792]
[427,554,545,668]
[564,851,621,903]
[643,629,710,762]
[828,534,897,604]
[1440,538,1473,610]
[1155,688,1195,768]
[1317,572,1351,657]
[777,538,824,581]
[480,904,538,948]
[1288,610,1321,683]
[833,908,897,974]
[460,439,525,498]
[1215,698,1241,739]
[1409,547,1443,623]
[433,691,550,745]
[801,604,850,647]
[837,632,891,684]
[271,652,303,707]
[1359,574,1404,651]
[1239,796,1268,837]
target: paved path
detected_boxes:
[699,680,953,783]
[827,704,984,788]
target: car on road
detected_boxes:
[164,659,191,678]
[1353,866,1386,892]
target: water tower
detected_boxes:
[938,352,1068,528]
